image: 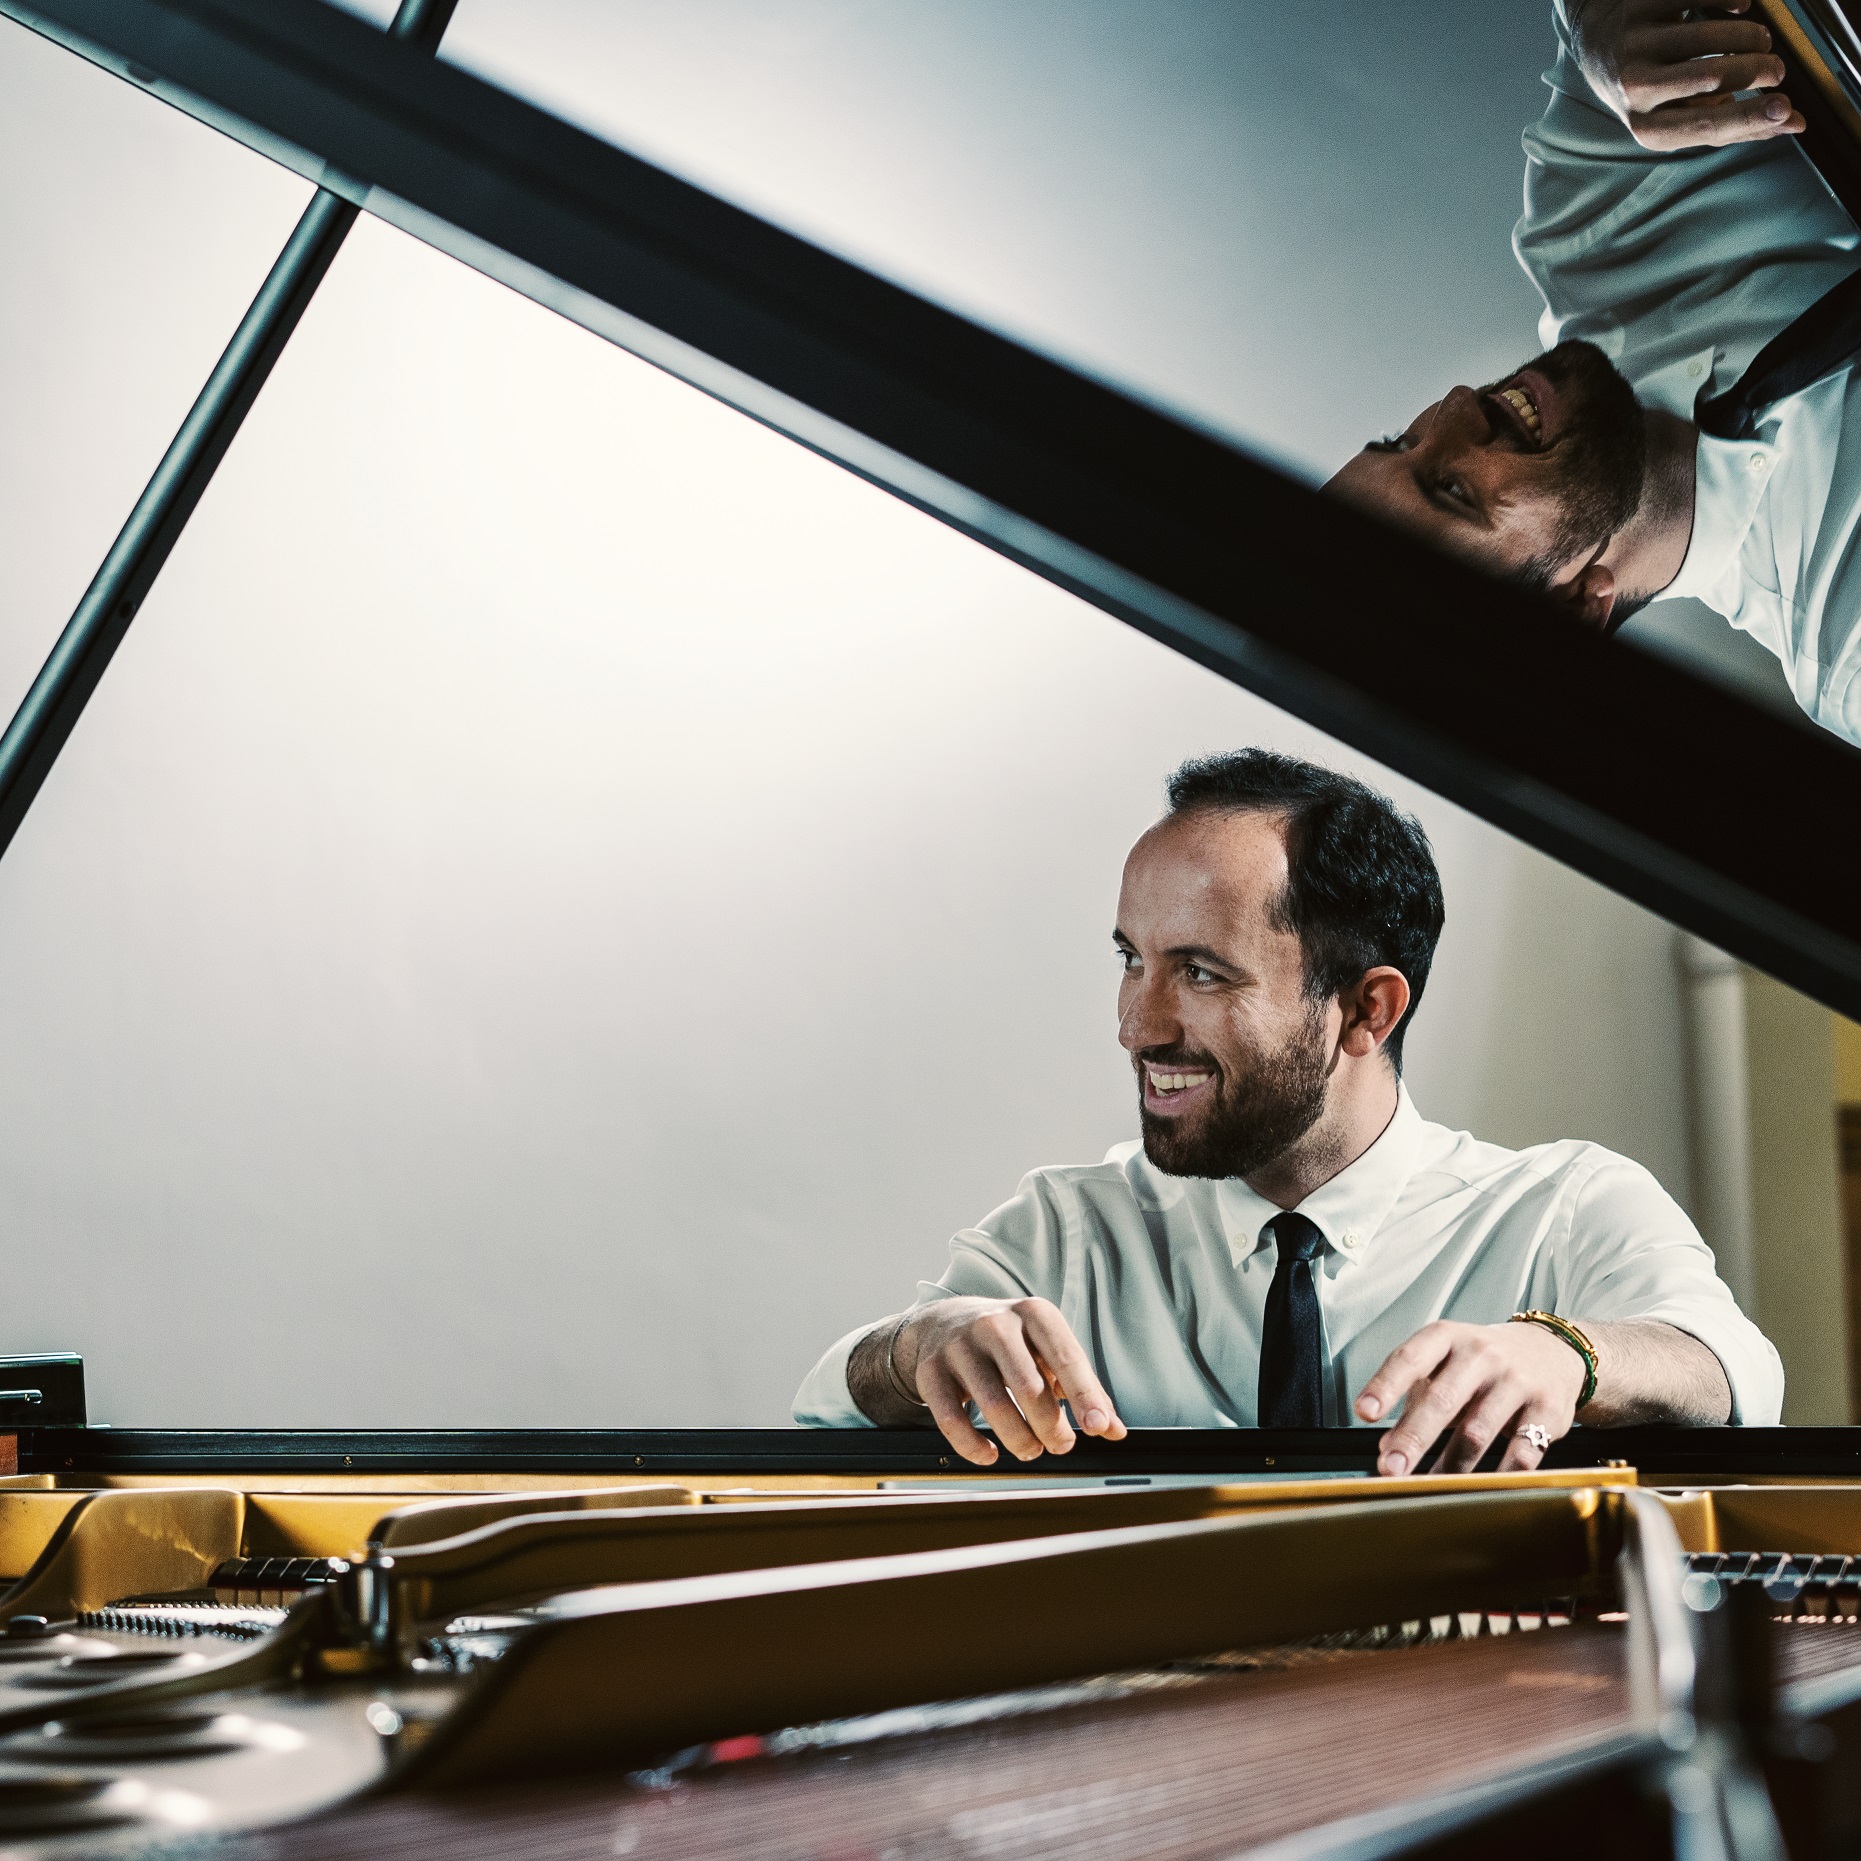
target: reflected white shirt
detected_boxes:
[1516,3,1861,740]
[792,1088,1783,1429]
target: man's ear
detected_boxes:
[1549,562,1618,632]
[1339,967,1411,1060]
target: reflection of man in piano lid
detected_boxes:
[794,750,1783,1473]
[1326,336,1686,632]
[1334,0,1861,749]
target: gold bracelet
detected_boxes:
[884,1313,929,1410]
[1511,1311,1598,1410]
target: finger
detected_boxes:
[1689,88,1806,128]
[917,1359,998,1467]
[1495,1407,1565,1474]
[1628,18,1774,66]
[1376,1357,1492,1477]
[1630,48,1786,103]
[1019,1302,1126,1441]
[944,1337,1047,1462]
[1433,1382,1530,1475]
[1355,1326,1456,1425]
[1632,92,1802,148]
[975,1320,1075,1456]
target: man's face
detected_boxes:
[1325,340,1647,599]
[1115,809,1334,1179]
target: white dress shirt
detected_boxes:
[793,1088,1784,1429]
[1515,3,1861,740]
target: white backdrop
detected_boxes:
[0,5,1701,1425]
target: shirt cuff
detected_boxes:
[791,1321,886,1427]
[792,1289,961,1427]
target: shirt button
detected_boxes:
[1688,358,1706,379]
[1340,1231,1361,1252]
[1748,452,1769,475]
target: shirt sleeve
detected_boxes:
[1552,1156,1784,1425]
[1514,5,1858,383]
[1815,635,1861,749]
[789,1171,1069,1427]
[1514,4,1668,354]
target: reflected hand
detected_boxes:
[1353,1320,1587,1477]
[1570,0,1805,150]
[894,1296,1127,1466]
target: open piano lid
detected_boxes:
[0,0,1858,1023]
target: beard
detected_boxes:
[1484,340,1648,587]
[1136,1004,1331,1180]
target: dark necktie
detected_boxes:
[1257,1211,1325,1428]
[1697,265,1861,441]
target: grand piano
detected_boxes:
[1,1,1860,1855]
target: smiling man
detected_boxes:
[793,751,1782,1472]
[1327,337,1697,631]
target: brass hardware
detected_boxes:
[369,1487,695,1551]
[0,1490,242,1622]
[399,1489,1616,1788]
[344,1472,1636,1657]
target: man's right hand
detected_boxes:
[884,1296,1127,1466]
[1569,0,1805,151]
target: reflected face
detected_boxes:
[1114,810,1332,1179]
[1326,341,1648,594]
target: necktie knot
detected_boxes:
[1269,1211,1323,1264]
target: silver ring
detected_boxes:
[1519,1422,1551,1453]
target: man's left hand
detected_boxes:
[1354,1321,1588,1476]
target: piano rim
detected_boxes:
[11,1424,1861,1483]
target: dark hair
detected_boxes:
[1164,750,1446,1072]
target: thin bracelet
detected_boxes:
[884,1313,929,1410]
[1511,1310,1599,1410]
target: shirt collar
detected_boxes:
[1638,347,1777,606]
[1216,1086,1425,1270]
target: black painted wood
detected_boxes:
[19,1423,1860,1479]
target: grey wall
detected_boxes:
[0,4,1709,1426]
[1744,974,1846,1422]
[439,0,1556,475]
